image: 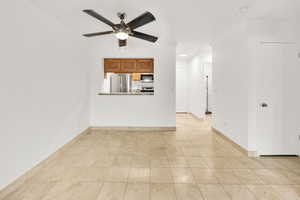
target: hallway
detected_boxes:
[2,114,300,200]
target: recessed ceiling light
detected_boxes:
[240,6,249,14]
[179,54,188,57]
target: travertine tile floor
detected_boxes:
[2,114,300,200]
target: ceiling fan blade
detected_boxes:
[119,39,127,47]
[130,31,158,43]
[83,9,115,28]
[127,11,156,30]
[83,31,114,37]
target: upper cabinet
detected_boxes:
[136,59,154,73]
[104,58,154,74]
[120,59,137,73]
[104,59,121,74]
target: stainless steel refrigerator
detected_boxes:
[110,73,132,93]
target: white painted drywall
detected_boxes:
[176,60,188,112]
[212,23,250,149]
[0,0,90,189]
[187,55,207,119]
[212,17,300,153]
[90,38,176,127]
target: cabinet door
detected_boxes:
[104,59,121,73]
[121,59,137,73]
[136,59,154,73]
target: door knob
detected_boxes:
[260,102,268,107]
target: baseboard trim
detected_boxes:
[212,127,259,157]
[188,112,204,121]
[212,127,255,157]
[247,151,258,157]
[0,128,90,198]
[90,126,176,132]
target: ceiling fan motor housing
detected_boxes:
[117,12,126,20]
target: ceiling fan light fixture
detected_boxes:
[115,31,129,40]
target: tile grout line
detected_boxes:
[219,183,234,200]
[123,182,129,200]
[245,184,263,200]
[149,169,151,200]
[94,181,105,200]
[187,165,208,200]
[166,161,178,200]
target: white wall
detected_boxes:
[176,60,188,112]
[0,0,90,189]
[212,23,250,149]
[90,39,176,127]
[187,55,207,120]
[212,16,300,153]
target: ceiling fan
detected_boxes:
[82,10,158,47]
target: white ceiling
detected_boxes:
[30,0,300,58]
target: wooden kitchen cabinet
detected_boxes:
[104,59,121,73]
[136,59,154,73]
[120,59,137,73]
[104,58,154,74]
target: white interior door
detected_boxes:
[256,43,299,155]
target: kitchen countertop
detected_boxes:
[98,92,154,96]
